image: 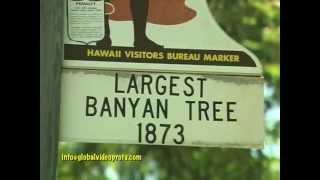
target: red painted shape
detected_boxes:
[107,0,197,25]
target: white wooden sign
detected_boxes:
[63,0,262,76]
[60,0,265,149]
[59,69,264,148]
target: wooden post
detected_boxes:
[40,0,63,179]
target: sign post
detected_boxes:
[40,0,63,180]
[60,0,264,148]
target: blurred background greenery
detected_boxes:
[57,0,280,179]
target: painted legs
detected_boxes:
[97,0,163,48]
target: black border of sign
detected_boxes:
[280,0,319,179]
[1,0,38,179]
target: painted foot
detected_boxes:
[96,38,112,48]
[134,38,164,49]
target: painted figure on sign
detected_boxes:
[96,0,197,49]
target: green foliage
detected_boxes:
[57,0,280,179]
[208,0,280,101]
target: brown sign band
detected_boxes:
[64,44,257,67]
